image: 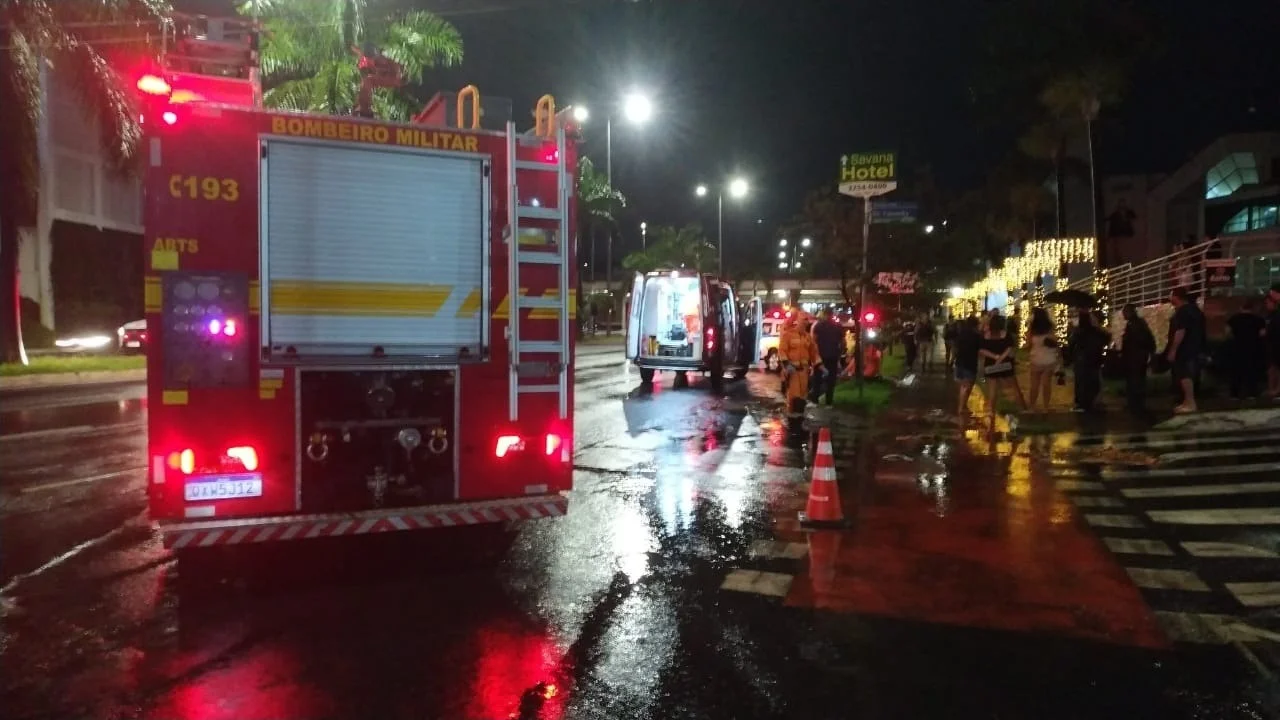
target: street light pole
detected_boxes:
[717,192,724,277]
[605,115,612,187]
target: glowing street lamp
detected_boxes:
[571,89,653,186]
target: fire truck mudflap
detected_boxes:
[142,78,578,545]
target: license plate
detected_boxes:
[184,473,263,502]
[125,341,141,348]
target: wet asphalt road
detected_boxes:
[1,346,1277,719]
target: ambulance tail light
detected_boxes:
[705,325,716,352]
[496,435,525,458]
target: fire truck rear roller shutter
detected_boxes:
[263,140,485,355]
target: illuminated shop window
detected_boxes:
[1221,205,1280,234]
[1205,152,1260,199]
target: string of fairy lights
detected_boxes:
[944,237,1098,346]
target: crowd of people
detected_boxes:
[929,281,1280,428]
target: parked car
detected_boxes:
[117,319,147,353]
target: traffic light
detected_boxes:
[862,310,877,324]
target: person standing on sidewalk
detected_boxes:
[1066,309,1109,412]
[1265,285,1280,399]
[978,314,1027,428]
[916,314,937,372]
[942,317,958,367]
[1120,304,1156,413]
[1025,308,1060,412]
[953,316,981,424]
[1227,298,1266,399]
[901,318,918,371]
[1165,287,1205,413]
[810,309,845,405]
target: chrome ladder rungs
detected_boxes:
[516,205,560,220]
[518,383,560,394]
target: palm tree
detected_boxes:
[244,0,462,120]
[0,0,168,364]
[576,155,623,335]
[621,224,715,274]
[1038,64,1123,264]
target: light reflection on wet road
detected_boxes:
[1,348,1277,719]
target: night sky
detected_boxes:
[187,0,1280,266]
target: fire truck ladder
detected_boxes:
[505,116,571,422]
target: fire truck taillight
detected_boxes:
[495,435,525,458]
[161,110,178,126]
[136,74,171,96]
[171,448,195,474]
[226,446,259,472]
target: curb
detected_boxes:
[0,368,147,392]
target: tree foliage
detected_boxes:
[621,224,715,274]
[782,188,864,305]
[1,0,169,364]
[243,0,463,119]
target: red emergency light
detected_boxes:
[862,311,877,324]
[136,74,172,96]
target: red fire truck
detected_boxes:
[138,36,577,549]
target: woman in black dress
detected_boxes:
[978,314,1027,429]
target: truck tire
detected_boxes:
[732,368,748,381]
[639,367,655,384]
[709,354,725,393]
[674,371,689,388]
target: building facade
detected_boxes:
[1102,132,1280,293]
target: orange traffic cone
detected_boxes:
[799,427,851,528]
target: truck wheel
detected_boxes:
[639,367,655,384]
[710,371,725,393]
[674,371,689,388]
[765,349,779,373]
[732,368,748,381]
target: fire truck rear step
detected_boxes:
[161,493,568,548]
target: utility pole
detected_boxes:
[855,196,871,399]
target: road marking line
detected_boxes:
[1073,425,1280,444]
[1121,481,1280,499]
[0,421,146,443]
[1154,611,1247,644]
[1053,479,1105,491]
[1103,461,1280,480]
[1226,582,1280,608]
[1148,508,1280,526]
[0,512,144,598]
[1071,496,1125,508]
[748,540,807,560]
[19,467,146,494]
[1126,567,1211,592]
[1084,513,1145,528]
[1181,541,1280,559]
[1104,538,1174,556]
[1159,446,1280,464]
[720,569,794,598]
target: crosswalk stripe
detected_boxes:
[1073,425,1280,445]
[1103,461,1280,480]
[1105,538,1174,556]
[1158,446,1280,464]
[1147,508,1280,525]
[1053,479,1104,491]
[1076,431,1280,452]
[1084,513,1145,528]
[1070,496,1125,508]
[1181,541,1280,559]
[1225,582,1280,608]
[1126,567,1210,592]
[1121,481,1280,499]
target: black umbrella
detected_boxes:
[1044,288,1098,308]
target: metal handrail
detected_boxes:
[1105,240,1215,310]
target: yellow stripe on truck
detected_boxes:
[270,281,450,317]
[493,289,577,320]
